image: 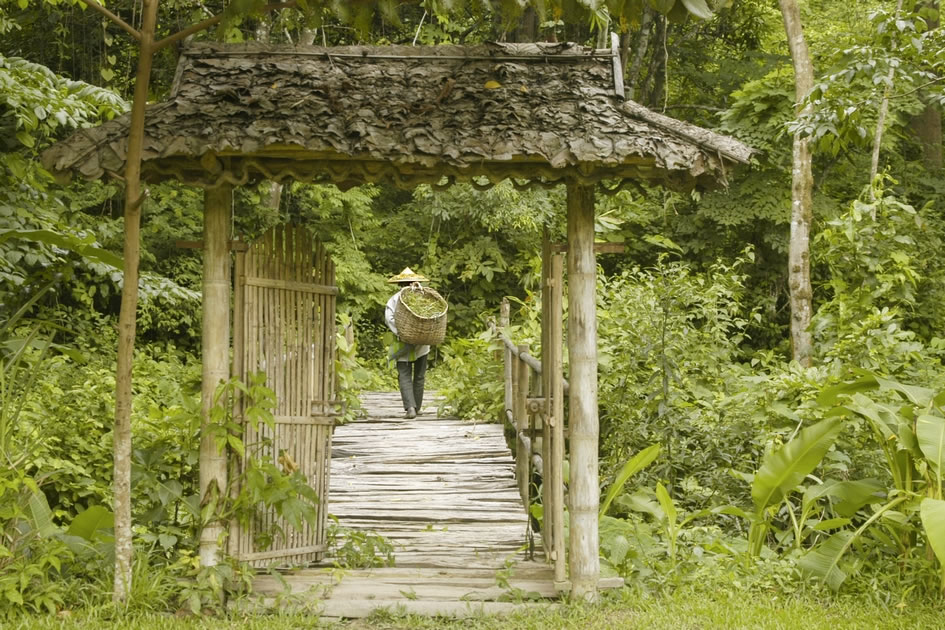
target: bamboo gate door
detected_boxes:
[228,224,338,567]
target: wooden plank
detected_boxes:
[175,239,249,251]
[236,544,327,562]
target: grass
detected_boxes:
[8,586,943,630]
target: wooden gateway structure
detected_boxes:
[43,37,752,600]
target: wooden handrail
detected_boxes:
[489,320,570,394]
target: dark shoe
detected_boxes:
[405,407,416,419]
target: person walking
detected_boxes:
[385,267,430,419]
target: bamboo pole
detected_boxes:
[500,299,512,417]
[566,180,599,601]
[540,233,553,557]
[199,184,233,567]
[515,344,530,507]
[550,252,566,586]
[111,0,159,603]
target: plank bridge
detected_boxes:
[253,391,556,618]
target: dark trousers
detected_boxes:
[397,354,427,411]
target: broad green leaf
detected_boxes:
[920,498,945,567]
[752,418,843,513]
[817,375,878,407]
[843,394,899,441]
[680,0,713,19]
[615,490,664,522]
[876,375,935,407]
[67,505,114,541]
[916,414,945,475]
[798,530,854,591]
[27,490,59,537]
[655,482,677,526]
[802,479,885,518]
[811,517,852,531]
[600,443,660,518]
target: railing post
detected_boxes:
[540,231,553,559]
[501,299,512,420]
[550,252,566,586]
[514,344,530,508]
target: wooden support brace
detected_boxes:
[176,239,250,252]
[550,242,625,254]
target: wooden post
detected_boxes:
[566,180,599,600]
[199,184,233,567]
[515,345,530,507]
[500,299,512,418]
[550,252,566,586]
[540,232,553,558]
[111,0,159,603]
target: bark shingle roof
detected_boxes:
[42,41,753,190]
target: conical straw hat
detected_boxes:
[387,267,429,283]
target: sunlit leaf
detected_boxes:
[920,498,945,568]
[600,443,661,517]
[752,418,843,513]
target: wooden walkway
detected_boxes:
[253,391,554,618]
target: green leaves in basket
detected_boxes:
[402,289,447,318]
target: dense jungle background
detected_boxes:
[4,0,945,623]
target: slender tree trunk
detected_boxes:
[566,181,599,602]
[642,16,666,108]
[112,0,159,603]
[626,8,654,102]
[779,0,815,367]
[869,0,904,195]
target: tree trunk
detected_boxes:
[566,181,599,602]
[112,0,159,603]
[626,8,654,102]
[779,0,815,367]
[199,185,233,567]
[641,15,666,109]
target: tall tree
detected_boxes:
[778,0,814,367]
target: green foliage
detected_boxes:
[599,444,661,518]
[748,417,844,557]
[432,327,506,421]
[0,53,125,151]
[204,373,321,550]
[326,518,395,569]
[813,183,945,374]
[335,313,369,424]
[598,252,758,504]
[790,5,945,158]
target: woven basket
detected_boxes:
[394,285,448,346]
